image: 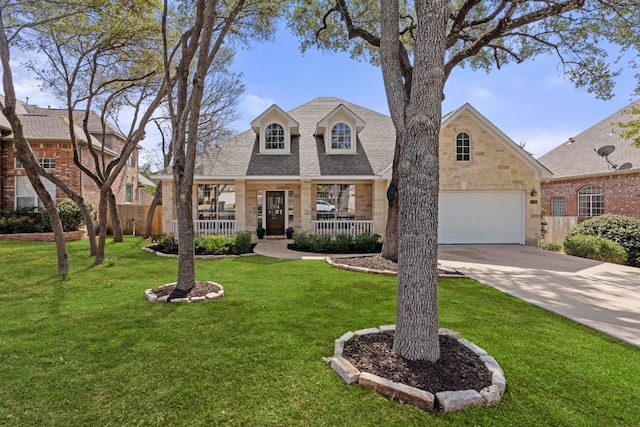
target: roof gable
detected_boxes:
[538,99,640,179]
[315,103,366,136]
[250,104,299,136]
[442,103,552,179]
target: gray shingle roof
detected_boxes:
[193,97,396,178]
[538,100,640,178]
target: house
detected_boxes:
[154,97,551,244]
[0,98,151,214]
[539,100,640,224]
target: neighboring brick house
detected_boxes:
[539,100,640,220]
[0,98,150,214]
[154,97,551,244]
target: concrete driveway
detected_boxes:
[438,245,640,349]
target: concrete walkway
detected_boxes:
[254,240,640,349]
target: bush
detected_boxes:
[152,233,178,253]
[229,231,252,254]
[566,214,640,266]
[0,209,50,234]
[541,242,562,252]
[354,233,381,253]
[332,234,354,254]
[56,199,93,231]
[204,235,229,255]
[564,234,627,264]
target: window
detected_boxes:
[331,123,351,150]
[456,133,471,162]
[315,184,355,219]
[551,197,566,216]
[578,186,604,217]
[265,123,285,150]
[127,152,135,167]
[15,157,56,169]
[125,184,133,203]
[15,176,56,209]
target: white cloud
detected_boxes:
[241,94,275,117]
[470,86,494,101]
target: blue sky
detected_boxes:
[9,25,639,160]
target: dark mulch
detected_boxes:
[331,255,457,276]
[150,282,221,299]
[342,332,491,394]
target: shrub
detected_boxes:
[229,231,252,254]
[310,234,333,253]
[0,209,50,234]
[541,242,562,252]
[152,233,178,253]
[57,199,92,231]
[332,234,354,253]
[204,235,229,255]
[566,214,640,266]
[293,233,312,251]
[194,236,209,251]
[354,233,381,253]
[564,234,627,264]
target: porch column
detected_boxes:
[373,179,388,237]
[234,179,246,232]
[192,184,199,221]
[300,180,312,234]
[161,180,175,233]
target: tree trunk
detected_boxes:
[380,134,401,262]
[108,190,123,242]
[171,175,196,298]
[143,182,162,239]
[381,0,448,361]
[92,192,109,266]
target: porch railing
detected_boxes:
[172,220,236,240]
[311,220,375,236]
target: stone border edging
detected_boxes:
[144,282,224,303]
[326,325,505,413]
[325,257,466,278]
[143,245,257,260]
[0,230,86,242]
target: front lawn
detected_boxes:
[1,237,638,426]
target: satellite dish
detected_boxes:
[596,145,615,157]
[618,162,633,170]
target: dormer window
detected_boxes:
[331,123,351,150]
[265,123,285,150]
[251,104,298,154]
[316,104,364,154]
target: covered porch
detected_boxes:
[161,179,388,239]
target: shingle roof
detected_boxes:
[538,100,640,178]
[193,97,396,178]
[24,105,125,139]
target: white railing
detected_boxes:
[311,220,375,236]
[172,220,236,240]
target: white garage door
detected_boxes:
[438,191,525,244]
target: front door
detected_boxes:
[266,191,285,236]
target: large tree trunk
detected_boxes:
[381,0,448,361]
[92,191,109,267]
[143,182,162,239]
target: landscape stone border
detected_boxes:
[143,245,257,260]
[325,257,466,278]
[144,282,224,303]
[326,325,505,413]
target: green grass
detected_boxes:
[0,237,638,426]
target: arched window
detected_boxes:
[578,186,604,217]
[456,132,471,162]
[331,122,351,150]
[265,123,285,150]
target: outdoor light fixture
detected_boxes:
[530,188,538,197]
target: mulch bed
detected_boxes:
[342,332,492,394]
[150,282,221,299]
[332,255,456,276]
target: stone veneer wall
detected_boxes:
[439,112,542,245]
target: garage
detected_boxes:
[438,191,525,244]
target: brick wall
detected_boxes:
[541,172,640,218]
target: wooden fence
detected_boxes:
[108,205,162,236]
[542,216,578,245]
